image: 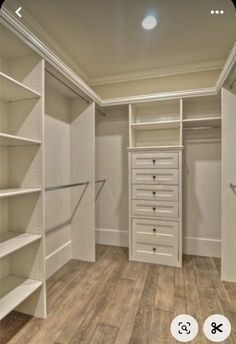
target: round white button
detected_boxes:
[170,314,199,342]
[203,314,231,342]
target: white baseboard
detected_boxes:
[96,228,129,247]
[184,236,221,258]
[46,241,72,279]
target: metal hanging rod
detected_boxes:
[96,108,106,117]
[45,69,90,104]
[95,179,106,200]
[45,181,89,192]
[229,79,236,89]
[183,126,220,131]
[95,179,106,183]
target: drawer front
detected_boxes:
[132,152,178,169]
[132,169,179,185]
[132,200,178,218]
[132,184,178,202]
[133,218,178,245]
[133,242,177,261]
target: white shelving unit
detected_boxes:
[0,275,42,320]
[0,72,41,101]
[0,133,41,146]
[128,99,183,267]
[0,23,46,319]
[0,232,41,259]
[0,188,41,198]
[129,99,182,149]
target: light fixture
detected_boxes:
[142,15,157,30]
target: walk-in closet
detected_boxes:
[0,1,235,343]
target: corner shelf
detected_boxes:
[0,275,42,320]
[0,133,41,146]
[0,188,41,198]
[0,232,41,259]
[0,72,41,102]
[131,120,180,130]
[183,117,221,128]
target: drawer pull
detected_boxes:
[152,191,156,196]
[153,175,156,180]
[153,207,156,211]
[153,247,156,252]
[152,159,156,164]
[153,228,156,232]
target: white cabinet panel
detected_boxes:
[132,152,178,169]
[132,169,179,185]
[132,200,178,218]
[132,184,178,201]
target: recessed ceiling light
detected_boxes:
[142,15,157,30]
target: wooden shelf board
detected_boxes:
[0,133,41,146]
[183,117,221,128]
[131,120,180,130]
[0,275,42,320]
[0,72,41,102]
[0,188,41,198]
[0,232,41,259]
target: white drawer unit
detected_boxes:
[132,200,178,218]
[129,148,182,267]
[133,242,178,265]
[132,184,178,202]
[132,152,179,169]
[132,169,179,185]
[133,218,178,243]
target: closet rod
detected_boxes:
[96,108,106,117]
[95,179,106,183]
[45,181,89,192]
[45,69,90,104]
[229,79,236,89]
[183,126,220,131]
[95,179,106,200]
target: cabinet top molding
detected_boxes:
[0,8,235,107]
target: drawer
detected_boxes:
[133,242,177,261]
[132,152,178,169]
[132,169,179,185]
[132,184,178,202]
[132,200,178,218]
[133,218,178,245]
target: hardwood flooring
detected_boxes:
[1,245,236,344]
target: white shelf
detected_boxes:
[127,146,183,152]
[0,188,41,198]
[0,133,41,146]
[0,72,41,102]
[0,275,42,320]
[0,232,41,259]
[183,117,221,128]
[131,120,180,130]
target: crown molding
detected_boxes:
[101,87,217,106]
[0,7,235,108]
[215,42,236,92]
[0,7,102,106]
[90,61,224,86]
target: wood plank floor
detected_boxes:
[1,245,236,344]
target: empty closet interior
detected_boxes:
[0,4,235,322]
[44,69,95,277]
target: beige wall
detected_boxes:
[92,70,221,99]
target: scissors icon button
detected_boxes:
[211,322,223,334]
[204,315,231,342]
